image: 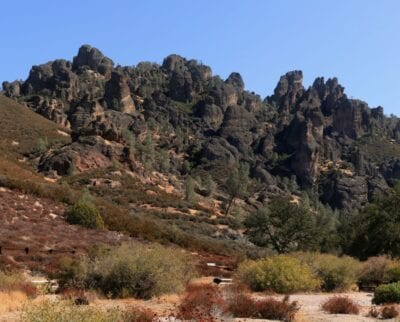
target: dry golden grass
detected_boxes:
[0,291,27,314]
[0,95,70,158]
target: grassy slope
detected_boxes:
[356,134,400,163]
[0,95,255,259]
[0,95,70,180]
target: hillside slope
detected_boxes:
[4,45,400,212]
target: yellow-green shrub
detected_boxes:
[237,255,320,293]
[21,300,155,322]
[295,253,361,291]
[96,243,195,299]
[57,243,195,299]
[385,262,400,283]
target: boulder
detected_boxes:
[72,44,114,76]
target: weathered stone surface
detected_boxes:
[39,136,125,175]
[4,45,400,211]
[72,45,114,76]
[321,174,368,210]
[2,81,21,97]
[104,72,135,114]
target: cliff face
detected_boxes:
[3,45,400,211]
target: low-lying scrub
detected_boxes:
[56,243,195,299]
[321,296,360,315]
[177,283,228,321]
[256,296,300,321]
[0,271,37,298]
[225,284,299,321]
[373,282,400,304]
[358,256,394,287]
[237,255,320,293]
[295,253,360,291]
[21,300,157,322]
[381,305,399,319]
[237,252,398,294]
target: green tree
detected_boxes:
[158,149,170,173]
[138,133,155,171]
[349,184,400,259]
[204,174,217,198]
[244,197,318,253]
[65,190,104,229]
[33,137,48,154]
[225,162,249,215]
[185,175,196,202]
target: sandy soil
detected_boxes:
[0,291,387,322]
[282,292,376,322]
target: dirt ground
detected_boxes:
[275,292,377,322]
[0,291,386,322]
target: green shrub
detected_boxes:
[373,282,400,304]
[295,253,360,291]
[237,255,320,293]
[97,243,194,299]
[57,243,194,299]
[65,203,104,229]
[56,257,87,290]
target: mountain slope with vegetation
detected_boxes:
[2,45,400,260]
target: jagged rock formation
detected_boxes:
[3,45,400,211]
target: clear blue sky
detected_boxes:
[1,0,399,115]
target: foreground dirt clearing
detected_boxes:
[267,292,376,322]
[0,291,385,321]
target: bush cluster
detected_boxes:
[0,270,37,298]
[237,252,383,294]
[21,300,157,322]
[178,283,299,321]
[237,255,321,293]
[178,283,227,320]
[56,243,195,299]
[295,253,360,291]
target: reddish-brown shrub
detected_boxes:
[225,283,257,318]
[367,306,380,318]
[321,296,360,315]
[60,288,85,300]
[178,283,228,321]
[18,282,38,298]
[125,306,157,322]
[256,296,300,322]
[228,292,258,317]
[381,306,399,319]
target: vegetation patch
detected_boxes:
[373,282,400,305]
[56,243,195,299]
[321,296,360,315]
[237,255,320,293]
